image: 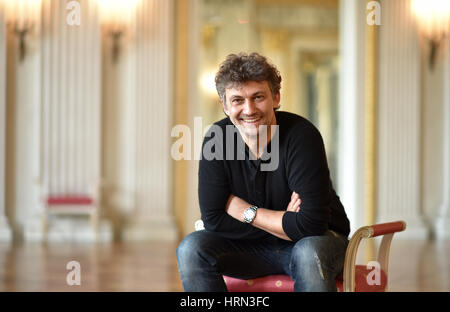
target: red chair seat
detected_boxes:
[46,196,93,205]
[224,275,293,292]
[224,265,387,292]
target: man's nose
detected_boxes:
[243,99,257,115]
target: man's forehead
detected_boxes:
[225,80,270,96]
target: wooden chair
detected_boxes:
[195,220,406,292]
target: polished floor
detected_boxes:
[0,238,449,292]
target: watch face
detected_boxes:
[244,208,256,222]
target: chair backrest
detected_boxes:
[343,221,406,292]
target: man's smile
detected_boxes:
[240,116,262,125]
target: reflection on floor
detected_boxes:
[387,239,450,291]
[0,239,449,292]
[0,241,183,292]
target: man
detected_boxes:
[177,52,350,292]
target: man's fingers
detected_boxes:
[287,201,293,211]
[287,199,296,211]
[293,199,301,212]
[287,197,301,212]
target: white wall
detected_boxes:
[377,0,434,239]
[378,0,424,238]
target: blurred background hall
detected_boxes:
[1,0,450,291]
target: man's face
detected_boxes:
[223,80,280,139]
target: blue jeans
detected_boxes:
[177,230,349,292]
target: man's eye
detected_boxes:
[232,99,243,104]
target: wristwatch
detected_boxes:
[243,205,258,223]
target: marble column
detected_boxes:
[435,39,450,239]
[0,3,12,242]
[338,0,367,235]
[4,0,42,241]
[100,0,138,240]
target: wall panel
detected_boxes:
[378,0,428,238]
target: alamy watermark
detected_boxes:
[170,117,280,171]
[66,260,81,286]
[366,260,381,286]
[66,1,81,26]
[367,1,381,26]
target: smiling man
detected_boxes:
[177,52,350,292]
[225,79,278,151]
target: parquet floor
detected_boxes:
[0,241,183,292]
[0,238,449,292]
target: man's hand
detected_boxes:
[287,191,301,212]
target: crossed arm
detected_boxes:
[225,192,301,241]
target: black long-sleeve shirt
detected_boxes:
[198,111,350,242]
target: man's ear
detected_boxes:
[273,92,281,109]
[222,101,229,116]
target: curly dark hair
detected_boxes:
[215,52,282,106]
